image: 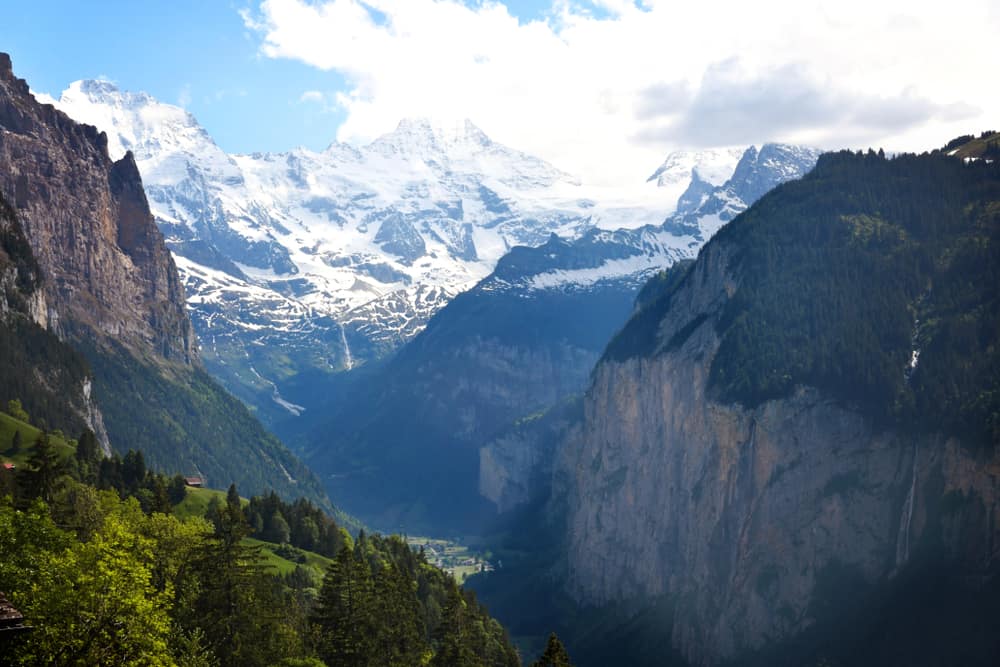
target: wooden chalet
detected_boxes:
[0,591,31,637]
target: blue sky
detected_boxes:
[4,1,997,185]
[2,0,558,155]
[4,1,350,153]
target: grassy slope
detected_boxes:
[945,131,1000,159]
[174,486,333,584]
[0,411,74,467]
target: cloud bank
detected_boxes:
[244,0,998,185]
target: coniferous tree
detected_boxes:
[431,584,484,667]
[530,633,573,667]
[74,428,100,483]
[185,483,299,666]
[312,544,378,667]
[24,431,64,503]
[167,474,187,505]
[122,449,147,492]
[372,561,426,666]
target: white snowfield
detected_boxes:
[45,80,745,316]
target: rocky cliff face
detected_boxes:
[479,397,581,514]
[0,192,111,451]
[0,53,195,363]
[0,54,329,506]
[557,175,1000,664]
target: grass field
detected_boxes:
[246,537,333,581]
[171,485,252,520]
[0,410,75,468]
[174,487,332,585]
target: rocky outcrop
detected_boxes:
[0,191,110,451]
[479,397,580,513]
[557,230,1000,664]
[0,54,330,506]
[0,53,195,363]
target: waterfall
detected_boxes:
[895,442,919,568]
[339,323,354,371]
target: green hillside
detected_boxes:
[81,338,333,509]
[0,410,75,467]
[939,130,1000,160]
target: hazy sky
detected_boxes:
[5,0,998,185]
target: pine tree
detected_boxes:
[75,428,100,463]
[371,561,426,666]
[74,428,100,483]
[431,584,483,667]
[186,483,285,666]
[530,632,574,667]
[312,545,378,667]
[122,449,146,492]
[167,474,187,505]
[24,431,64,502]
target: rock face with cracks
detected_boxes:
[0,52,195,365]
[558,237,1000,664]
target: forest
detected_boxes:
[0,403,573,666]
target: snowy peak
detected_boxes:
[646,148,747,188]
[72,79,156,109]
[57,79,211,161]
[368,116,576,189]
[644,148,747,219]
[53,80,241,193]
[371,117,493,156]
[45,76,821,426]
[727,143,823,205]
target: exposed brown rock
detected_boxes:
[557,243,1000,664]
[0,52,195,364]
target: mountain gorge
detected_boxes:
[296,144,820,533]
[495,149,1000,666]
[0,53,326,505]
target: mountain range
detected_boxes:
[6,46,999,667]
[44,80,818,429]
[289,143,821,532]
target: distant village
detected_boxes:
[407,537,495,583]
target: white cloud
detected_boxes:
[244,0,1000,186]
[300,90,325,103]
[178,83,192,108]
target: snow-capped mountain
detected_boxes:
[296,142,823,530]
[484,143,822,295]
[44,79,817,425]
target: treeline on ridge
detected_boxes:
[607,149,999,448]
